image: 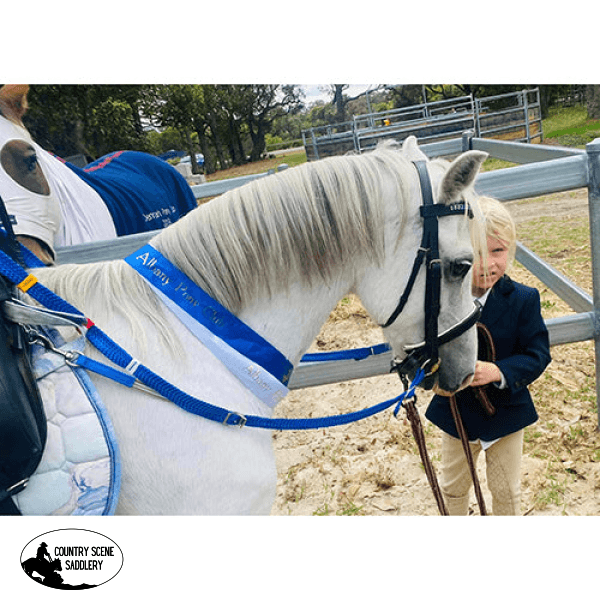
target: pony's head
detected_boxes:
[356,137,487,395]
[0,85,58,264]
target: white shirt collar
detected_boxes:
[474,288,492,307]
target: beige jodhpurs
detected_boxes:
[439,428,524,516]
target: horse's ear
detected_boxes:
[0,85,30,124]
[438,150,488,204]
[402,135,428,161]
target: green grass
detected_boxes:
[543,105,600,146]
[313,500,365,516]
[279,151,307,169]
[516,214,591,278]
[534,468,569,513]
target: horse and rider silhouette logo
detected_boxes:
[21,529,123,590]
[21,542,69,589]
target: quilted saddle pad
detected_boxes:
[13,328,121,515]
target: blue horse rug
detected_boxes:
[65,151,197,236]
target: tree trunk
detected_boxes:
[227,119,244,165]
[208,112,227,170]
[234,121,245,163]
[538,85,551,119]
[183,129,201,174]
[196,126,214,174]
[333,84,346,123]
[249,122,266,162]
[587,85,600,119]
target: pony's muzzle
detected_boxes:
[433,372,475,397]
[390,352,440,390]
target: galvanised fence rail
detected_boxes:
[55,132,600,427]
[302,88,542,160]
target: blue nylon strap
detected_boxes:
[125,245,294,385]
[73,354,136,389]
[301,343,390,362]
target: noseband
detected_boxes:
[382,160,481,380]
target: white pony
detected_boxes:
[29,137,487,515]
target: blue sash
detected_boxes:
[124,245,294,387]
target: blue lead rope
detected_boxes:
[0,241,422,430]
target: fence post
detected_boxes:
[474,97,482,137]
[535,88,544,143]
[586,138,600,429]
[523,89,531,143]
[311,129,319,161]
[462,130,474,152]
[352,121,360,154]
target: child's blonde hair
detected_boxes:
[473,195,517,265]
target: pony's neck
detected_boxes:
[154,217,357,365]
[237,278,353,366]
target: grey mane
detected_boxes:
[152,144,416,313]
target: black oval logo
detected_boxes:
[21,529,123,590]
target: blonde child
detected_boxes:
[425,196,551,515]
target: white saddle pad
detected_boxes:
[13,328,121,515]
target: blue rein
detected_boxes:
[0,238,422,431]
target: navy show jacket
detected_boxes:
[425,275,551,441]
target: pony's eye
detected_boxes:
[447,259,472,281]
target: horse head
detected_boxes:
[0,85,59,264]
[357,138,487,395]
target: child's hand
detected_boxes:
[470,361,502,387]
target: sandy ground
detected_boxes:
[270,188,600,516]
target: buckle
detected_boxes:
[223,412,247,428]
[421,357,441,378]
[6,478,28,495]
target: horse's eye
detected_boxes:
[447,259,472,281]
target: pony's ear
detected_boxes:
[0,85,30,124]
[438,150,488,204]
[402,135,428,161]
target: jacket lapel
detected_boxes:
[480,276,514,329]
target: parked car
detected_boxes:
[158,149,186,161]
[180,153,205,167]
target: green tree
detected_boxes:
[242,84,302,162]
[326,85,386,123]
[89,98,138,157]
[24,84,152,159]
[156,85,204,173]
